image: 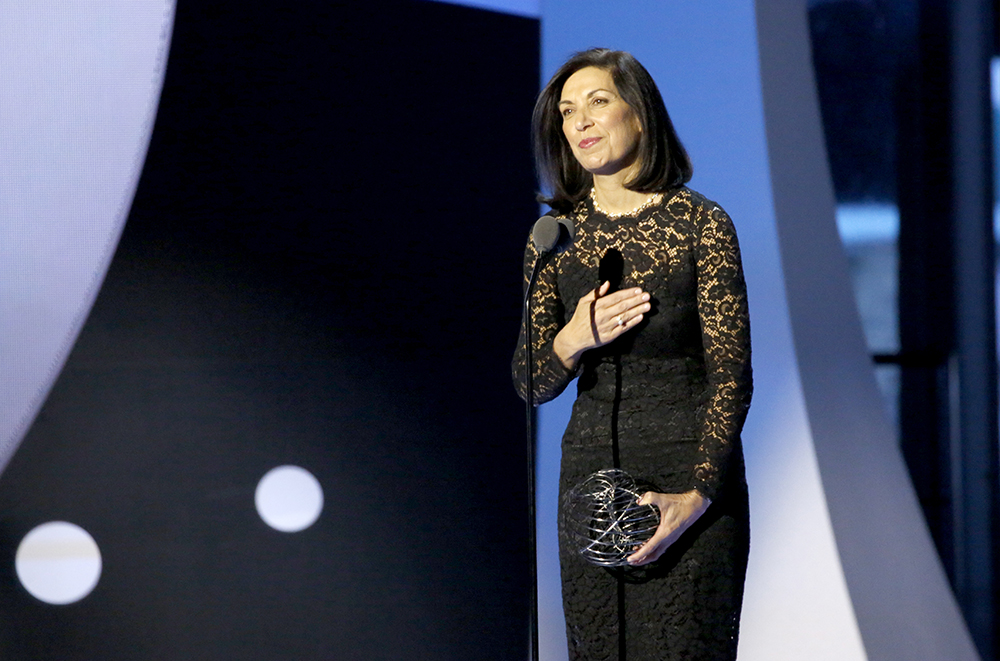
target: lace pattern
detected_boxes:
[511,188,752,659]
[512,188,752,499]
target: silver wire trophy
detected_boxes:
[563,469,661,567]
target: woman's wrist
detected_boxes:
[553,329,584,370]
[686,489,711,514]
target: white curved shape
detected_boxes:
[15,521,102,605]
[0,1,175,475]
[539,1,979,659]
[755,1,980,658]
[255,465,325,533]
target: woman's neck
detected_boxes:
[592,174,657,217]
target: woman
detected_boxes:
[512,49,752,660]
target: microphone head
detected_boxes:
[598,248,624,292]
[532,215,560,253]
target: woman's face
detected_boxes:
[559,66,643,177]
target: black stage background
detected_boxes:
[0,1,539,658]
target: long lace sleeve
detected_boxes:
[691,203,753,501]
[511,233,577,405]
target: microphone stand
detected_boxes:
[522,254,548,661]
[520,215,572,661]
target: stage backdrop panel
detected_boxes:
[0,1,538,659]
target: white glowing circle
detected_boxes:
[15,521,102,605]
[255,465,324,532]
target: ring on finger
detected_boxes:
[615,315,625,327]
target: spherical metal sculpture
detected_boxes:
[562,469,661,567]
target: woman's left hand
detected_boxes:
[626,489,710,566]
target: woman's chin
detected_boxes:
[580,157,635,179]
[582,161,616,177]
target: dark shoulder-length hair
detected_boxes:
[533,48,692,214]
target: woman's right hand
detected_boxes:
[553,281,650,370]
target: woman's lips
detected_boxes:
[579,137,601,149]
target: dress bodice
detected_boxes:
[512,187,752,500]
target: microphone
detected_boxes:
[598,248,624,293]
[532,215,575,255]
[522,212,573,661]
[531,215,560,253]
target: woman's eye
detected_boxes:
[592,97,607,106]
[561,108,574,117]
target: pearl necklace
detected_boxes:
[590,188,662,218]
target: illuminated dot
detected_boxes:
[255,465,324,532]
[15,521,102,605]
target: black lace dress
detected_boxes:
[512,188,752,660]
